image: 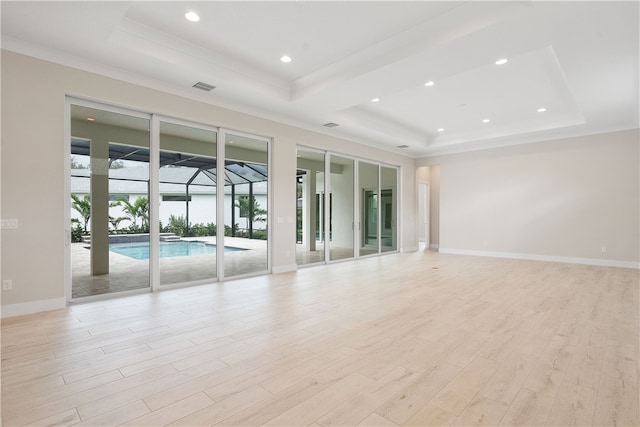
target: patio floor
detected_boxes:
[72,237,383,298]
[71,236,267,298]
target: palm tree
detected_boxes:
[118,197,149,232]
[71,194,91,233]
[108,215,127,232]
[107,200,127,233]
[234,196,266,239]
[235,196,267,223]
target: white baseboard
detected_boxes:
[1,297,66,318]
[429,244,440,250]
[272,264,297,274]
[401,246,419,253]
[439,248,640,269]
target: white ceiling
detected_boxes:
[2,1,638,157]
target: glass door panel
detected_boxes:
[223,132,269,277]
[380,166,398,252]
[159,121,217,286]
[359,161,379,256]
[70,104,150,298]
[329,155,354,261]
[296,148,326,266]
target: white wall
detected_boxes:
[160,195,215,228]
[0,50,417,315]
[161,193,269,231]
[416,167,429,245]
[330,161,355,248]
[418,129,639,267]
[429,166,441,248]
[416,165,440,249]
[358,162,379,190]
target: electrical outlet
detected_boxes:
[601,246,607,253]
[0,219,18,229]
[2,280,13,291]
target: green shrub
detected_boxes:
[70,219,85,243]
[224,224,239,236]
[205,222,216,236]
[166,214,187,236]
[252,230,267,240]
[188,223,207,237]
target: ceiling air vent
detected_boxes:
[192,81,216,92]
[323,122,339,128]
[396,145,410,149]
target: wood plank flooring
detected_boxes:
[2,251,638,426]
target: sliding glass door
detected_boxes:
[329,155,355,261]
[69,100,271,299]
[358,163,398,256]
[295,148,399,267]
[359,161,379,256]
[223,132,269,278]
[159,120,217,286]
[70,104,150,298]
[296,148,326,266]
[380,166,398,253]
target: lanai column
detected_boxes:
[90,138,110,275]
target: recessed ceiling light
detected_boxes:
[495,58,508,65]
[371,98,380,103]
[280,55,292,63]
[537,107,547,112]
[482,118,491,123]
[437,128,444,133]
[424,81,435,87]
[185,11,200,22]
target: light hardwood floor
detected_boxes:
[2,251,638,426]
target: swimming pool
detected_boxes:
[109,241,246,260]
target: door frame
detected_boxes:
[419,182,430,249]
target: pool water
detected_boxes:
[109,241,246,260]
